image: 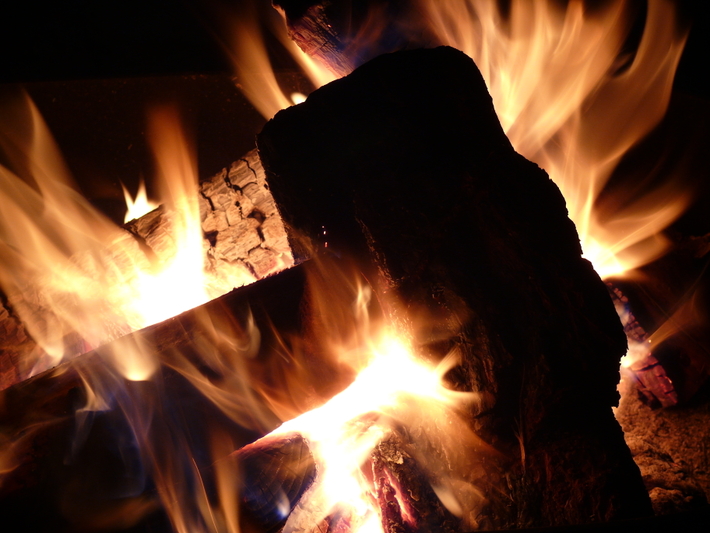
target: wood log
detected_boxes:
[256,46,653,528]
[0,149,292,391]
[0,262,311,532]
[272,0,434,78]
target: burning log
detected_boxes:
[0,150,292,391]
[256,46,653,528]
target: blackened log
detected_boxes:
[257,46,652,528]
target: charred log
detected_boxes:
[257,46,652,528]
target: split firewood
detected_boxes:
[256,46,653,528]
[0,150,292,391]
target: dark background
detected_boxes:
[0,0,707,93]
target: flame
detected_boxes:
[219,0,336,119]
[0,95,231,380]
[275,334,475,532]
[0,1,698,530]
[229,0,689,279]
[251,256,488,532]
[122,179,158,223]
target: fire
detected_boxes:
[230,255,485,533]
[274,324,474,531]
[219,0,336,119]
[0,95,240,379]
[0,1,699,531]
[231,0,690,280]
[122,179,158,223]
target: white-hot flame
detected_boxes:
[122,179,158,223]
[258,275,483,533]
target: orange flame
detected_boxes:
[416,0,689,278]
[246,256,489,532]
[229,0,690,279]
[0,96,244,380]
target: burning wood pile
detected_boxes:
[1,0,709,532]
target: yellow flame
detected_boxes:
[232,0,690,279]
[122,179,158,223]
[221,0,336,119]
[253,257,486,532]
[0,96,232,380]
[133,106,211,327]
[421,0,689,279]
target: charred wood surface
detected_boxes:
[0,149,291,391]
[257,46,652,528]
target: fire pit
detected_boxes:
[2,1,710,532]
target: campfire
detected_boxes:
[1,1,709,532]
